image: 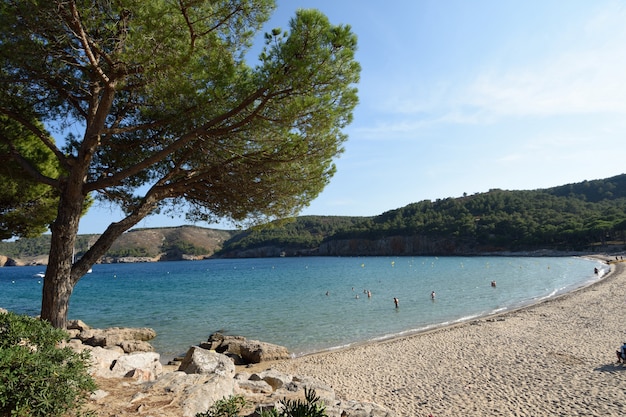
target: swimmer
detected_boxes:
[367,290,372,298]
[431,291,436,300]
[491,280,497,287]
[393,297,399,308]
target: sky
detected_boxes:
[77,0,626,234]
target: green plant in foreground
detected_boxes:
[195,395,247,417]
[260,388,327,417]
[0,312,97,417]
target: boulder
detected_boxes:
[250,369,292,391]
[84,346,125,377]
[204,332,290,364]
[110,351,162,380]
[239,339,290,363]
[78,326,156,352]
[67,319,91,332]
[144,371,235,417]
[119,340,155,353]
[178,346,235,377]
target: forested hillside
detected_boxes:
[217,174,626,256]
[2,174,626,261]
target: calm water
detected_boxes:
[0,256,605,358]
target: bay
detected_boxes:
[0,256,605,359]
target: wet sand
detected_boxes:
[268,256,626,416]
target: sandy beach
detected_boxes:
[263,257,626,416]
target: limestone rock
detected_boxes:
[119,340,155,353]
[85,346,125,377]
[144,371,235,417]
[110,352,162,380]
[250,369,292,391]
[178,346,235,377]
[235,378,273,394]
[78,326,156,352]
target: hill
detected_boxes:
[0,226,233,265]
[2,174,626,263]
[216,174,626,257]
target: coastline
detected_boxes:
[260,255,626,416]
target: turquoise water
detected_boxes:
[0,256,606,358]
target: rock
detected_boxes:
[90,389,109,401]
[178,346,235,377]
[0,307,8,314]
[235,378,273,394]
[78,326,156,352]
[250,369,292,391]
[239,339,290,363]
[144,371,235,417]
[67,319,91,331]
[118,340,155,353]
[125,368,156,382]
[326,400,397,417]
[205,332,290,364]
[85,346,125,377]
[288,375,335,403]
[110,352,162,380]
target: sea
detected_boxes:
[0,256,607,360]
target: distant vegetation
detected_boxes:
[2,175,626,261]
[0,227,232,262]
[217,174,626,255]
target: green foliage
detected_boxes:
[1,0,360,326]
[0,115,61,240]
[195,395,246,417]
[218,215,365,254]
[0,312,97,417]
[164,241,208,256]
[260,388,327,417]
[105,246,158,258]
[221,174,626,254]
[0,235,51,258]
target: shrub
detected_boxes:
[0,312,97,417]
[195,395,246,417]
[260,388,327,417]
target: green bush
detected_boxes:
[260,388,327,417]
[0,312,97,417]
[195,395,246,417]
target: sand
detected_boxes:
[265,257,626,416]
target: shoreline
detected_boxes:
[258,255,626,416]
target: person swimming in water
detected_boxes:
[431,291,436,300]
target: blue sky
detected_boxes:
[78,0,626,234]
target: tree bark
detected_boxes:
[40,186,83,329]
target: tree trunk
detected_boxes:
[40,185,160,328]
[40,190,83,329]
